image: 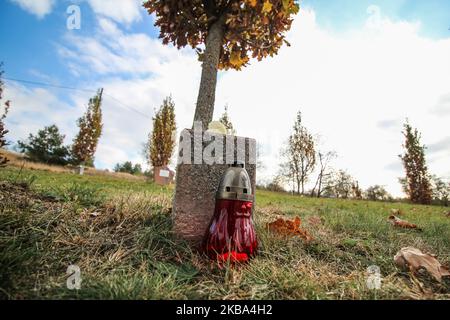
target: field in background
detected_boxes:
[0,165,449,300]
[1,149,146,181]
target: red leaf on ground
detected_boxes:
[388,215,422,231]
[267,217,313,243]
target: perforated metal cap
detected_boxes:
[216,164,253,202]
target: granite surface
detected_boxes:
[172,129,256,246]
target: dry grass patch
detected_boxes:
[0,168,449,300]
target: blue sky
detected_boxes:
[305,0,450,38]
[1,1,449,89]
[1,0,449,196]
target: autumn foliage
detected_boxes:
[282,112,316,195]
[144,0,300,127]
[0,64,11,167]
[71,89,104,166]
[144,0,299,70]
[149,96,177,167]
[267,217,313,243]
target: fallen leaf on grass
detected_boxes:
[394,247,450,282]
[445,211,450,218]
[388,215,422,231]
[267,217,313,243]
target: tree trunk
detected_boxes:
[193,16,225,129]
[317,174,323,198]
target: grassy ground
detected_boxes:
[0,166,449,300]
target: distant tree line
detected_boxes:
[1,61,448,205]
[114,161,143,175]
[0,65,179,181]
[266,110,449,205]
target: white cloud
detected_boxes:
[87,0,142,25]
[5,7,450,197]
[3,83,81,147]
[10,0,55,19]
[215,7,450,196]
[52,19,200,169]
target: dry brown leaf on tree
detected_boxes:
[388,215,422,231]
[394,247,450,282]
[267,217,313,243]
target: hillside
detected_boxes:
[0,166,449,300]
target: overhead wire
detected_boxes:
[3,76,152,119]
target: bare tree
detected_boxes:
[311,151,337,198]
[324,169,355,199]
[351,181,363,200]
[283,112,316,194]
[279,159,295,194]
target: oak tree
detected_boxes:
[144,0,300,128]
[72,89,104,167]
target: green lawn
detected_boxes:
[0,166,449,300]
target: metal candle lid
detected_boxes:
[216,162,253,202]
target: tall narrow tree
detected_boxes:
[283,111,316,194]
[72,89,103,167]
[0,63,11,167]
[144,1,300,128]
[148,96,177,168]
[399,121,432,204]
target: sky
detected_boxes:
[0,0,449,197]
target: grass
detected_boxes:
[0,166,449,300]
[0,149,147,181]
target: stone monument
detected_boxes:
[172,127,256,246]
